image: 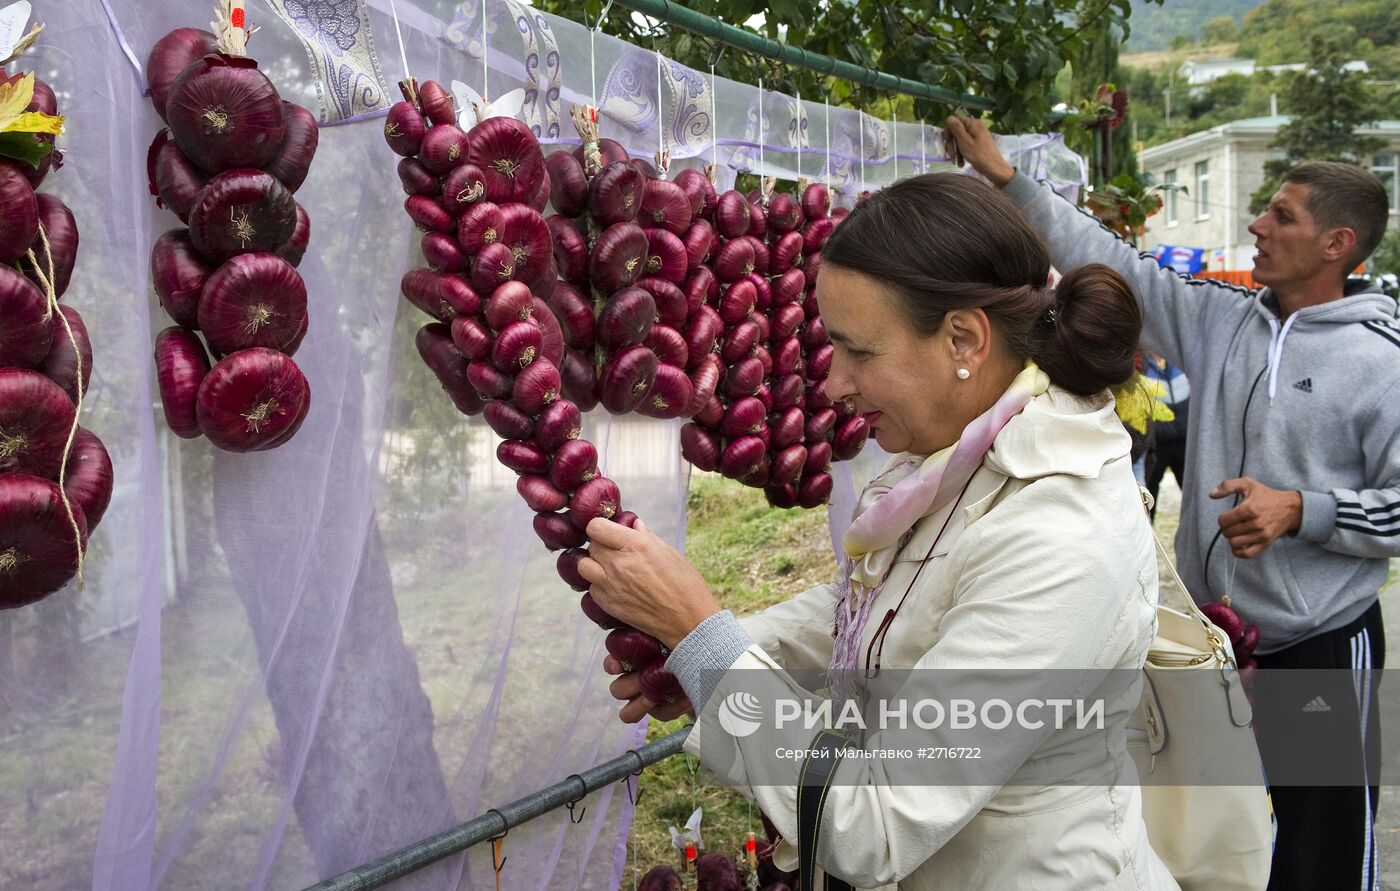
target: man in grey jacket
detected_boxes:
[947,116,1396,890]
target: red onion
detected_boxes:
[38,306,91,404]
[447,317,489,362]
[188,170,296,264]
[62,427,113,531]
[596,287,656,351]
[806,378,832,410]
[802,182,831,220]
[530,296,567,368]
[745,272,772,311]
[484,280,534,331]
[436,164,485,216]
[770,445,808,486]
[490,320,541,372]
[496,204,552,285]
[417,80,457,125]
[535,510,586,550]
[719,435,765,478]
[767,193,804,233]
[772,337,803,377]
[196,347,310,451]
[673,167,716,218]
[580,590,622,627]
[466,117,545,204]
[771,230,803,275]
[498,438,550,475]
[484,400,535,440]
[754,382,773,412]
[685,355,722,414]
[154,326,210,438]
[568,475,622,529]
[414,323,483,415]
[471,241,521,295]
[147,28,219,120]
[800,317,829,353]
[557,547,591,591]
[405,194,455,235]
[747,235,771,275]
[589,222,648,294]
[803,217,836,254]
[0,474,88,609]
[573,137,630,170]
[635,278,688,329]
[606,627,663,672]
[401,269,481,321]
[682,305,722,368]
[805,407,838,443]
[765,483,799,509]
[275,202,311,267]
[550,438,599,491]
[535,399,582,452]
[723,356,764,399]
[682,266,718,313]
[718,280,758,325]
[198,253,307,356]
[832,415,870,460]
[588,162,644,226]
[166,55,287,172]
[804,251,823,288]
[767,306,803,344]
[518,474,569,512]
[720,320,760,364]
[739,456,771,487]
[419,123,471,177]
[265,101,318,193]
[797,472,833,508]
[805,343,834,380]
[748,310,771,342]
[512,358,562,414]
[713,238,756,284]
[773,268,806,306]
[714,190,750,239]
[547,215,589,286]
[560,348,599,411]
[746,200,768,240]
[149,132,210,223]
[546,152,588,217]
[639,660,683,704]
[642,227,687,284]
[640,179,693,235]
[805,440,833,476]
[694,394,724,428]
[530,166,553,214]
[384,101,427,157]
[0,369,76,478]
[635,363,693,420]
[680,423,720,471]
[682,220,715,268]
[599,345,658,415]
[422,231,465,272]
[0,266,51,367]
[457,201,504,254]
[398,157,440,197]
[771,373,803,409]
[720,397,766,438]
[17,194,78,299]
[643,324,688,367]
[546,282,595,350]
[0,163,39,264]
[771,407,805,449]
[467,361,514,400]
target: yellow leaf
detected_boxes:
[0,72,35,130]
[2,111,63,136]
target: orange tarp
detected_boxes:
[1193,269,1260,289]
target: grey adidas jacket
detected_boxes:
[1006,171,1400,653]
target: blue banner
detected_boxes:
[1152,244,1206,274]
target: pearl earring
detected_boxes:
[956,368,971,380]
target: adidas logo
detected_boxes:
[1302,696,1332,713]
[1292,378,1313,393]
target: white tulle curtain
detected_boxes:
[0,1,1079,888]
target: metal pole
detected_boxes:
[302,726,693,891]
[610,0,995,112]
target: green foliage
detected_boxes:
[1247,37,1388,214]
[532,0,1163,132]
[1126,0,1261,51]
[1370,228,1400,277]
[1085,172,1183,243]
[1237,0,1400,74]
[1201,16,1240,45]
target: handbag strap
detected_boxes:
[1138,487,1233,664]
[797,729,854,891]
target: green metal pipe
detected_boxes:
[301,726,692,891]
[610,0,995,111]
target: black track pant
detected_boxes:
[1254,600,1384,891]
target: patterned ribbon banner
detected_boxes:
[265,0,391,122]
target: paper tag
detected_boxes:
[0,2,32,61]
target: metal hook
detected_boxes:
[566,799,587,823]
[492,838,507,873]
[706,40,727,70]
[624,773,643,806]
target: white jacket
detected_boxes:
[682,386,1180,890]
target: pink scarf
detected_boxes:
[829,362,1050,683]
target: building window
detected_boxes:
[1164,168,1178,225]
[1373,153,1399,213]
[1194,160,1210,219]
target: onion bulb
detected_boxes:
[154,326,211,438]
[187,170,296,264]
[198,253,308,356]
[0,266,51,368]
[0,473,88,610]
[0,369,76,478]
[196,347,311,451]
[146,27,219,120]
[165,54,288,172]
[62,427,113,531]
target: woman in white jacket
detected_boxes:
[580,174,1179,890]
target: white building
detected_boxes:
[1137,115,1400,272]
[1178,58,1369,91]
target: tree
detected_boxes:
[1248,37,1387,213]
[532,0,1162,133]
[1201,16,1239,45]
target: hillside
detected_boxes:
[1126,0,1265,52]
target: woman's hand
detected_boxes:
[604,654,696,724]
[580,516,721,650]
[944,116,1016,188]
